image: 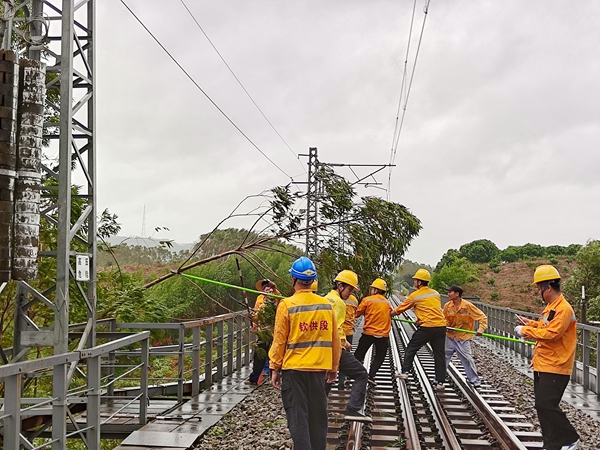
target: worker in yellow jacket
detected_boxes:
[269,257,340,450]
[443,285,487,388]
[514,265,580,450]
[324,270,371,422]
[353,278,392,384]
[392,269,447,389]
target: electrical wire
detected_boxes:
[118,0,294,181]
[387,0,432,199]
[179,0,306,175]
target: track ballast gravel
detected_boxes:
[193,341,600,450]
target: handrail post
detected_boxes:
[140,336,149,424]
[192,325,200,396]
[216,320,224,381]
[4,374,21,450]
[244,316,251,366]
[177,326,185,402]
[87,355,101,450]
[582,329,590,388]
[107,318,117,397]
[227,318,234,376]
[52,361,67,450]
[204,323,214,388]
[236,315,242,371]
[596,329,600,394]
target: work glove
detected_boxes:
[514,326,524,337]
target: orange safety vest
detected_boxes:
[521,294,577,375]
[342,295,359,336]
[444,299,487,341]
[356,294,392,337]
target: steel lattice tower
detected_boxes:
[305,147,320,257]
[6,0,97,359]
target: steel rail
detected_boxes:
[447,360,530,450]
[389,326,421,450]
[344,345,372,450]
[394,318,463,449]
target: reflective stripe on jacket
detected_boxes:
[521,294,577,375]
[443,299,487,341]
[393,287,446,327]
[356,294,392,337]
[269,289,341,372]
[325,290,348,344]
[342,295,358,336]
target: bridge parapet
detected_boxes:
[0,313,253,449]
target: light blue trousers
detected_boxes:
[445,337,480,385]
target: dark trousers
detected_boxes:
[338,334,354,386]
[325,349,368,412]
[401,326,446,383]
[534,371,579,450]
[249,340,269,383]
[281,370,328,450]
[354,334,390,379]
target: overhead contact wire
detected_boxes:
[387,0,432,197]
[179,0,306,175]
[119,0,294,181]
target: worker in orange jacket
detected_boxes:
[269,257,340,450]
[337,293,358,388]
[514,265,580,450]
[392,269,447,389]
[443,285,487,388]
[246,279,280,385]
[353,278,392,384]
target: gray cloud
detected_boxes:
[95,1,600,264]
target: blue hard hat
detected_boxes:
[289,256,317,281]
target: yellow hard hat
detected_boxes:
[311,280,318,292]
[532,265,561,285]
[370,278,387,292]
[348,294,358,303]
[413,268,431,282]
[334,270,359,289]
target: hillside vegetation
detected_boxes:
[416,239,600,321]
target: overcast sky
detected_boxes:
[92,0,600,266]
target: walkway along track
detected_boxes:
[327,299,544,450]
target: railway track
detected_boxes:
[327,299,544,450]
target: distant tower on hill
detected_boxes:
[141,205,147,238]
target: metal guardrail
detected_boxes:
[473,301,600,394]
[0,312,253,450]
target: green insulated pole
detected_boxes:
[391,317,535,345]
[180,273,286,300]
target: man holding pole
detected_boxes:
[443,285,487,388]
[392,268,447,389]
[514,265,580,450]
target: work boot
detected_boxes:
[561,439,581,450]
[396,372,409,380]
[343,409,373,423]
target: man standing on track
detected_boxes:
[353,278,392,384]
[392,268,447,390]
[514,265,580,450]
[269,257,340,450]
[325,270,371,422]
[443,285,487,388]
